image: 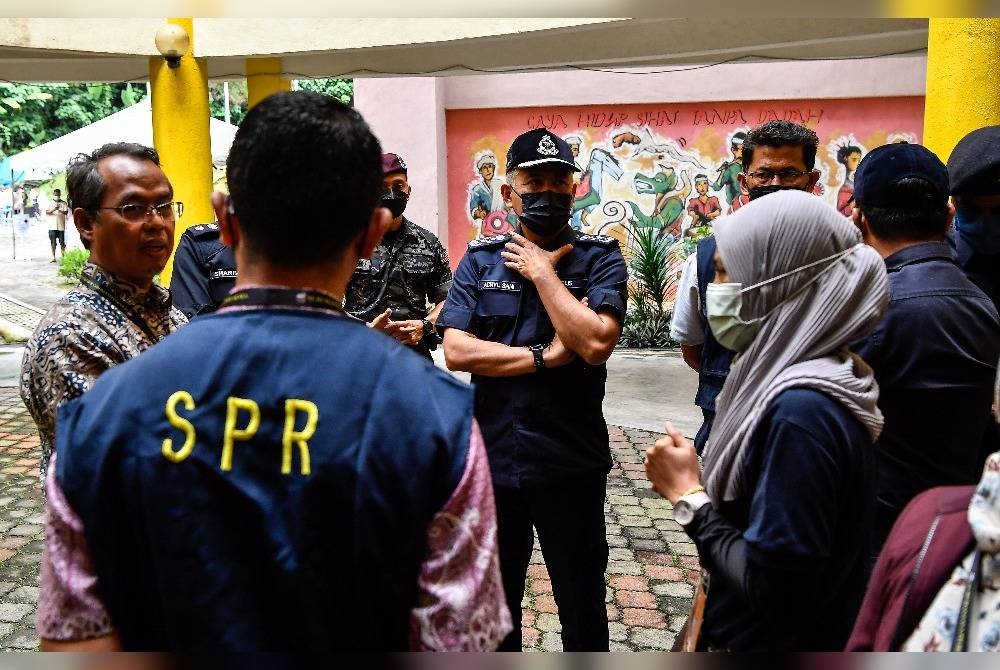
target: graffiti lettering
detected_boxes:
[757,108,825,124]
[577,112,630,128]
[527,114,570,130]
[692,109,749,126]
[634,110,680,127]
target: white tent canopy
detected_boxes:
[6,98,237,175]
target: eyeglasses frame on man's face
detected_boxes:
[743,169,812,186]
[98,201,184,223]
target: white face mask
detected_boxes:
[706,244,863,352]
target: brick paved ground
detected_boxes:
[0,388,696,652]
[0,388,44,652]
[520,424,698,652]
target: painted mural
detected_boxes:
[445,98,924,289]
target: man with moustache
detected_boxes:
[671,120,821,453]
[439,128,628,651]
[20,143,187,478]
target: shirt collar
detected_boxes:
[883,241,956,271]
[82,262,171,310]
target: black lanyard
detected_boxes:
[79,274,163,343]
[220,287,345,315]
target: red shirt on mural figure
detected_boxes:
[687,174,722,230]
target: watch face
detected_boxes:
[673,499,695,526]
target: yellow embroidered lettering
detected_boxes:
[282,399,317,475]
[221,396,260,471]
[162,391,197,463]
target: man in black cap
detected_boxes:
[345,152,453,359]
[947,125,1000,313]
[850,142,1000,557]
[438,128,629,651]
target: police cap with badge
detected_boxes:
[505,128,581,174]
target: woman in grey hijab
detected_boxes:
[645,189,889,651]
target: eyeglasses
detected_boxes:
[99,201,184,222]
[745,169,810,185]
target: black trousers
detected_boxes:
[494,472,610,651]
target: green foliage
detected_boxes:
[296,78,354,106]
[619,310,676,348]
[209,81,249,126]
[57,248,90,283]
[0,83,146,158]
[627,223,672,316]
[207,78,354,128]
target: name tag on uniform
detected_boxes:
[562,279,584,289]
[480,280,522,292]
[212,269,237,279]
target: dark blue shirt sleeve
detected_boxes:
[169,234,211,320]
[586,246,628,323]
[436,252,480,333]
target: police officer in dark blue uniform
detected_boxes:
[40,92,509,651]
[438,128,628,651]
[169,222,237,318]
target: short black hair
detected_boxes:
[741,120,819,171]
[859,177,950,242]
[66,142,160,215]
[227,91,383,267]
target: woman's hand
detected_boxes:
[645,422,702,504]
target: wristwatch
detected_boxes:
[673,486,710,527]
[528,343,546,371]
[421,319,435,337]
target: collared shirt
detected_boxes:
[345,219,453,322]
[853,241,1000,519]
[437,226,628,487]
[19,263,187,478]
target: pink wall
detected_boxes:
[445,96,924,265]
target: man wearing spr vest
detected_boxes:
[36,92,511,652]
[438,128,628,651]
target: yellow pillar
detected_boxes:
[149,17,213,287]
[246,58,291,110]
[921,18,1000,162]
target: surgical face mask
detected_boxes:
[513,189,572,236]
[955,204,1000,256]
[747,183,806,202]
[380,187,408,219]
[706,244,863,352]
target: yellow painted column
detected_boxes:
[246,58,291,110]
[921,18,1000,162]
[149,17,213,286]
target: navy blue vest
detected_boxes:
[695,235,734,413]
[56,308,473,651]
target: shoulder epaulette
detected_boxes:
[185,223,221,240]
[468,234,510,249]
[575,233,617,247]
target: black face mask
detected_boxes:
[380,187,408,219]
[513,189,573,236]
[747,184,806,201]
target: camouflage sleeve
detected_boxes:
[427,236,454,305]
